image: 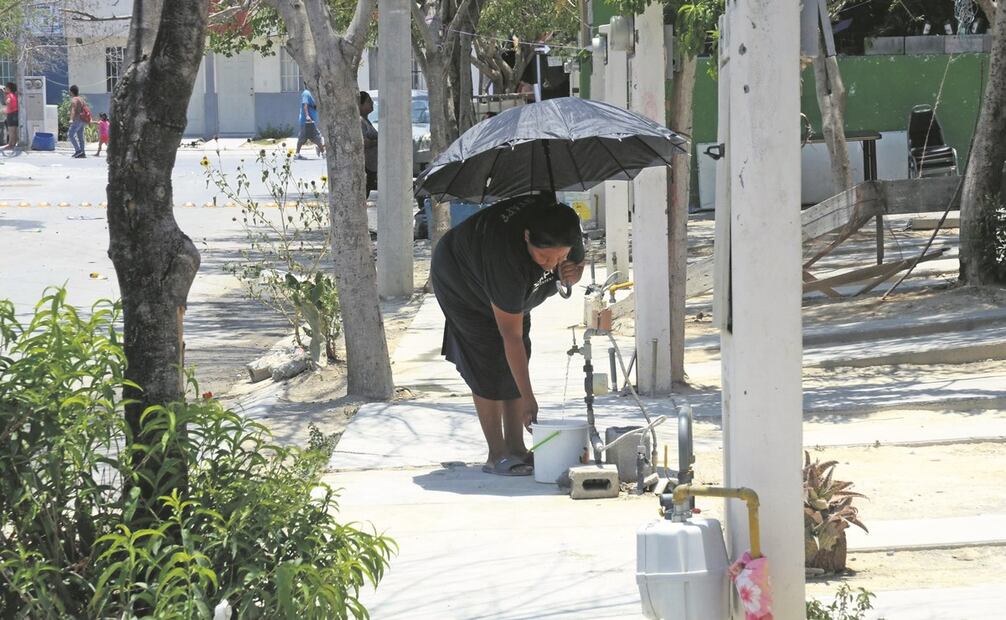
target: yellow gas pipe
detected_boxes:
[671,484,762,559]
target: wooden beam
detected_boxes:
[800,181,881,242]
[880,177,962,215]
[802,270,842,298]
[802,247,948,293]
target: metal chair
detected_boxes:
[907,104,959,178]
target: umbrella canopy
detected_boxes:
[414,97,689,204]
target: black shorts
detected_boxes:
[298,121,320,144]
[5,112,17,127]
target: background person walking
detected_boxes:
[359,91,378,198]
[3,82,18,150]
[294,87,324,159]
[94,113,109,156]
[67,85,87,158]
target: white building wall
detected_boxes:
[185,60,207,136]
[254,52,280,93]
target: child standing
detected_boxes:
[95,113,109,156]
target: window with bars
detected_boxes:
[0,58,14,86]
[411,57,427,90]
[105,47,125,93]
[280,48,301,93]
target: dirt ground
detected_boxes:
[806,546,1006,595]
[213,239,433,447]
[689,441,1006,521]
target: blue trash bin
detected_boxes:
[31,132,55,151]
[422,198,485,234]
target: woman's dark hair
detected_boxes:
[69,84,78,96]
[359,91,372,105]
[526,198,581,248]
[5,82,15,93]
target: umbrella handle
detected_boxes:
[557,281,572,299]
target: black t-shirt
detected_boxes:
[434,195,585,318]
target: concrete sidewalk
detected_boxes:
[326,288,1006,618]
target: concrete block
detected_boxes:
[569,464,621,500]
[864,37,904,55]
[904,36,946,55]
[246,358,273,383]
[945,35,986,54]
[908,216,960,230]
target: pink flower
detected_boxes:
[739,582,763,614]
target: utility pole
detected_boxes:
[603,32,630,285]
[718,0,805,616]
[377,0,414,297]
[630,2,672,395]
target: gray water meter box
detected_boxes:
[605,426,651,482]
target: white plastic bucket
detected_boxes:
[531,419,588,484]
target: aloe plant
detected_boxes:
[804,451,869,572]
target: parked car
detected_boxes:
[366,89,432,178]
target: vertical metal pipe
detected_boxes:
[650,338,658,397]
[608,347,618,391]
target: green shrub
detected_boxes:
[255,124,295,141]
[0,288,394,618]
[807,583,883,620]
[203,147,340,365]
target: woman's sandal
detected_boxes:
[481,455,533,476]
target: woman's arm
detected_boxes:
[491,303,538,428]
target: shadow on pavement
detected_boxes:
[411,462,565,498]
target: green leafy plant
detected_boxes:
[287,271,341,363]
[807,583,884,620]
[0,288,393,618]
[804,451,869,572]
[255,123,295,141]
[203,147,341,363]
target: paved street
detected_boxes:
[0,139,328,207]
[0,140,324,392]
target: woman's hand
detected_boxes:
[522,394,539,432]
[558,260,585,286]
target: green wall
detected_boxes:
[692,53,989,166]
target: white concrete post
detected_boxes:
[630,2,672,395]
[720,0,805,617]
[589,34,608,238]
[377,0,414,297]
[603,45,630,284]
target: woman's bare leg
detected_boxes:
[472,394,507,464]
[502,399,529,457]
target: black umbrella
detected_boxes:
[414,97,689,204]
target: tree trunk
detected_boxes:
[976,0,997,26]
[667,54,696,386]
[268,0,393,399]
[106,0,208,511]
[806,531,848,573]
[812,39,853,193]
[960,8,1006,285]
[312,52,395,398]
[423,54,454,254]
